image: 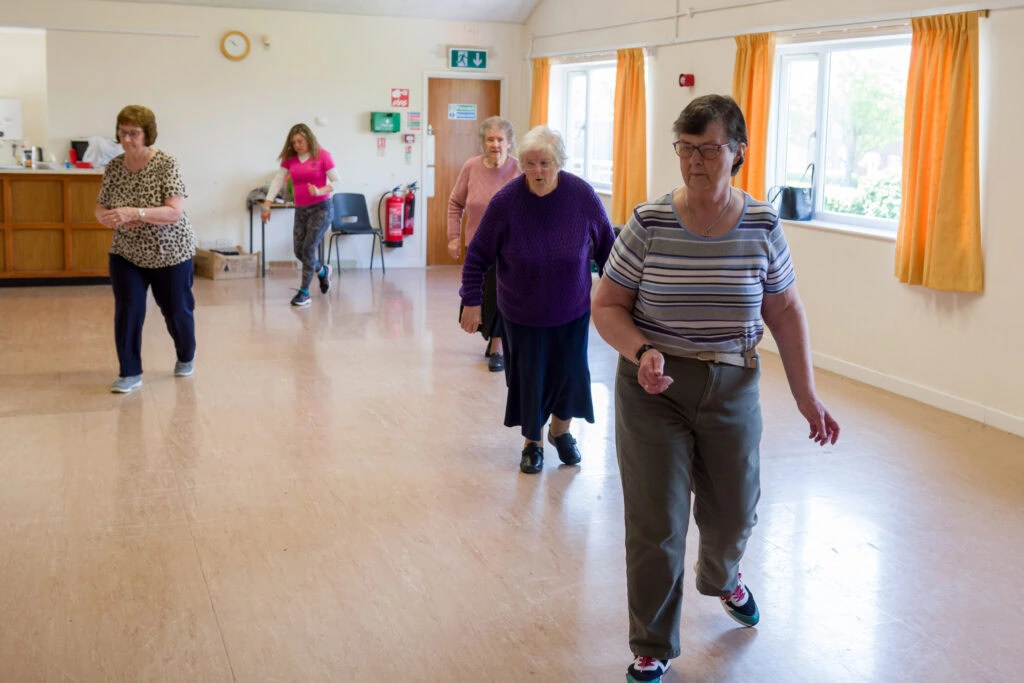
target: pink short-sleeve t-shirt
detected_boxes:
[282,149,335,206]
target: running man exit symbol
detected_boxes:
[449,48,487,70]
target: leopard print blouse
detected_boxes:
[98,150,196,268]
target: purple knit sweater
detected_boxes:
[459,172,616,327]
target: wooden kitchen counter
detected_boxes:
[0,167,111,282]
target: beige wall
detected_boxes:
[528,0,1024,435]
[5,0,526,268]
[0,28,47,161]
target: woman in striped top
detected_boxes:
[592,95,840,683]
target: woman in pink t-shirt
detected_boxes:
[448,116,521,371]
[261,123,341,307]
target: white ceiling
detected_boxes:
[100,0,541,24]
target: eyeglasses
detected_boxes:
[521,160,556,171]
[117,129,144,140]
[673,141,735,160]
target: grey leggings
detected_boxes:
[293,200,333,290]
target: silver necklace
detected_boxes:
[685,188,733,238]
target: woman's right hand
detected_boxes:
[260,205,271,223]
[460,305,482,333]
[97,209,122,229]
[637,348,674,394]
[447,238,461,260]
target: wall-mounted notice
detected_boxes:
[447,104,477,121]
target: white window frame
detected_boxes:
[549,59,616,193]
[769,34,911,232]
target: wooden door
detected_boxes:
[426,78,501,266]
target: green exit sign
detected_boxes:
[449,48,487,70]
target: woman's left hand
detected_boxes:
[307,183,319,197]
[796,396,840,446]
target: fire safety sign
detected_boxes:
[391,88,410,108]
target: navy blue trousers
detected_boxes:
[109,253,196,378]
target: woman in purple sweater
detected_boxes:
[460,126,616,474]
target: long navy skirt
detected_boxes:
[502,311,595,441]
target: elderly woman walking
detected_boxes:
[460,126,616,474]
[593,94,840,683]
[95,105,196,393]
[448,116,521,371]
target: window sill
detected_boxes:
[780,218,897,242]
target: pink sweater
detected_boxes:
[447,155,521,243]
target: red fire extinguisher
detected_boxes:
[402,182,417,236]
[379,186,404,248]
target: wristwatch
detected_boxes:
[635,344,655,363]
[137,208,146,220]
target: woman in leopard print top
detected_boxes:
[95,105,197,393]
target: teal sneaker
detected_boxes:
[627,656,670,682]
[720,573,760,627]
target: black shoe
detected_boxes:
[318,264,332,294]
[547,429,582,465]
[520,444,543,474]
[488,353,504,372]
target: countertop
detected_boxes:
[0,166,105,175]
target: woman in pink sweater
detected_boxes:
[448,116,521,371]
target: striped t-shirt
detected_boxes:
[604,191,795,356]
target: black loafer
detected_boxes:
[548,430,582,466]
[520,444,543,474]
[488,353,504,372]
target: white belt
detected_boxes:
[664,348,759,369]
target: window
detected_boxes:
[770,36,911,230]
[549,60,616,192]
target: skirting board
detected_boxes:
[759,341,1024,438]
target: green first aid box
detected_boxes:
[370,112,401,133]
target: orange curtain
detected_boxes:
[612,48,648,225]
[529,57,550,128]
[895,12,983,292]
[731,33,775,200]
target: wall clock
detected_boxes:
[220,30,250,61]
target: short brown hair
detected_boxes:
[672,95,747,177]
[115,105,158,146]
[278,123,322,162]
